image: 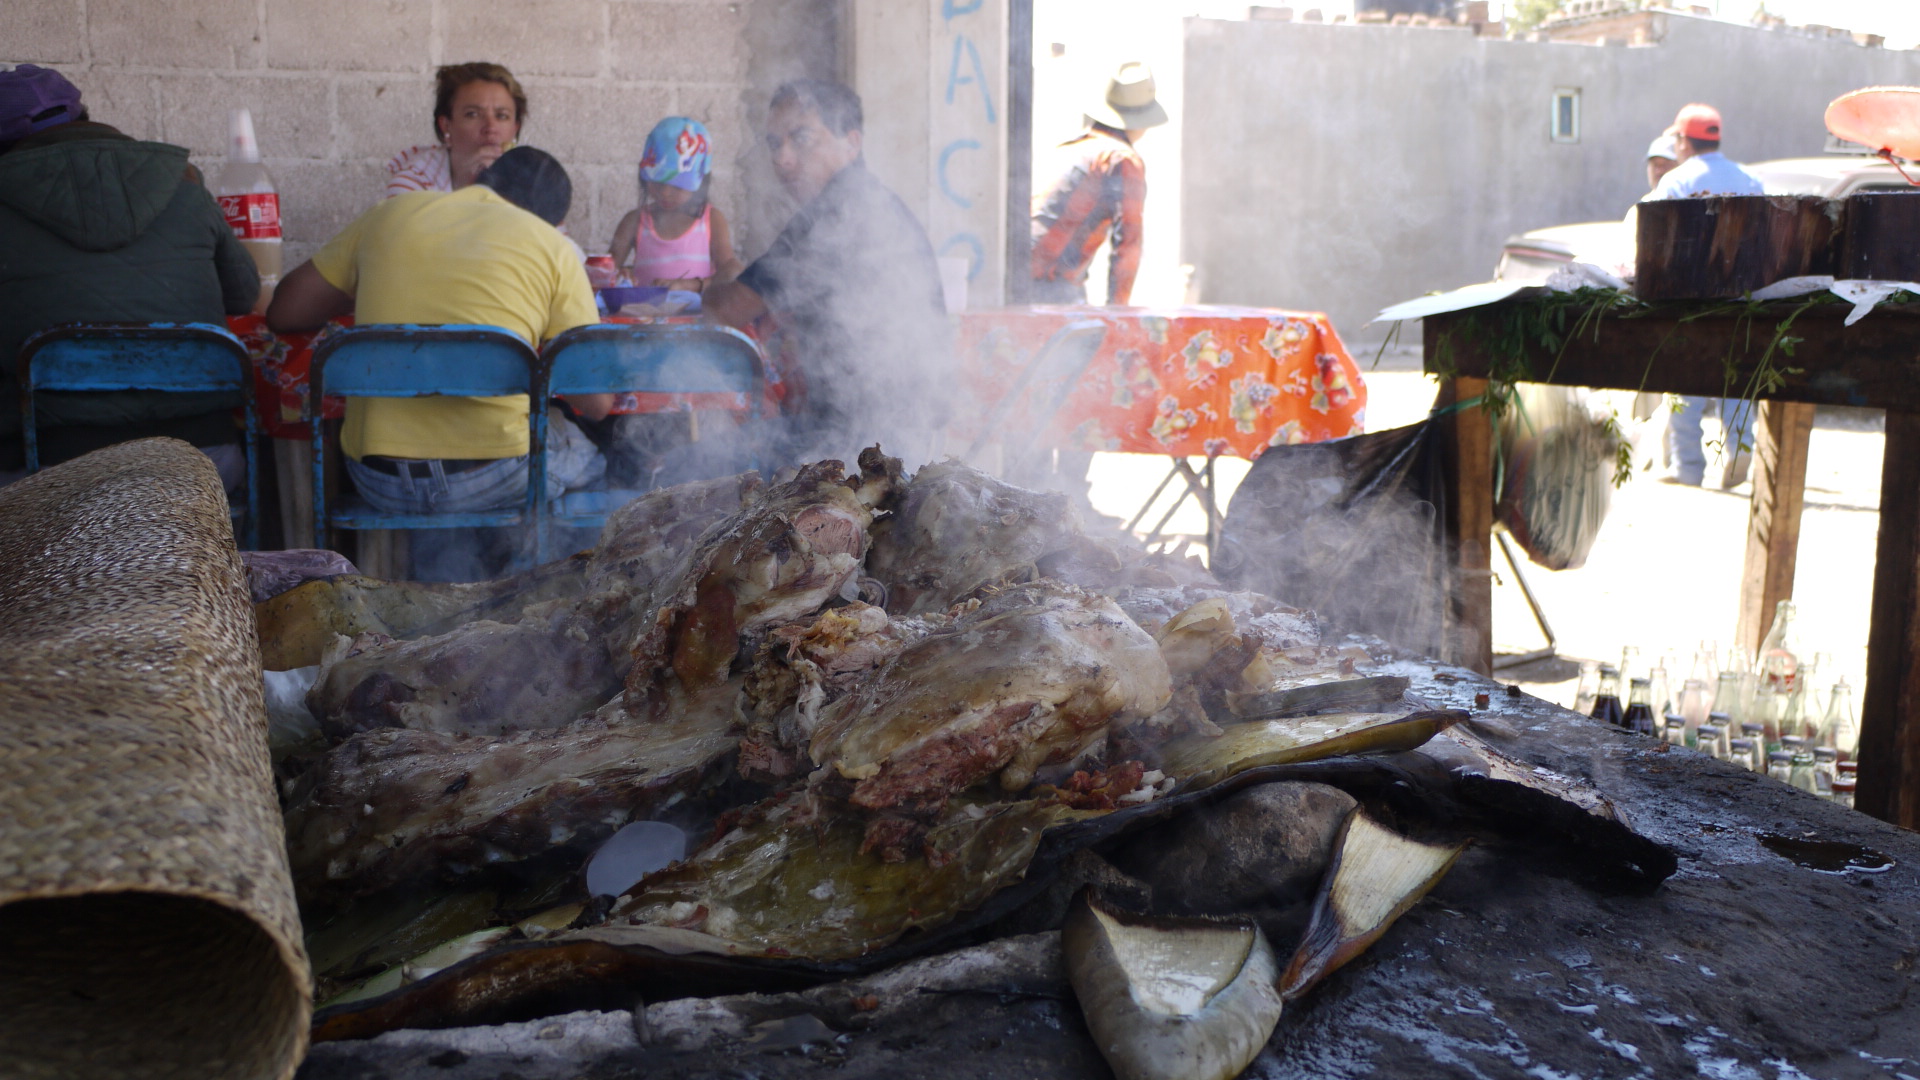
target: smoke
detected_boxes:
[1212,421,1456,662]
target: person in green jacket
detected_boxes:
[0,64,259,482]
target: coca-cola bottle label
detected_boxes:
[219,192,282,240]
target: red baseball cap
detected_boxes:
[1668,103,1722,141]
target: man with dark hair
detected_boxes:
[270,147,610,575]
[0,63,259,483]
[704,78,949,468]
[1642,103,1761,487]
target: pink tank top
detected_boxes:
[632,205,713,283]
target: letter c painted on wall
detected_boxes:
[937,138,981,209]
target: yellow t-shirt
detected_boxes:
[311,186,599,461]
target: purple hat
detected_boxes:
[638,117,712,192]
[0,64,84,142]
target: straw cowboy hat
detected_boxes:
[1087,62,1168,130]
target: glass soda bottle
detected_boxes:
[1590,666,1624,727]
[217,107,282,312]
[1824,679,1859,762]
[1739,722,1767,771]
[1663,713,1687,747]
[1623,678,1657,737]
[1696,724,1724,760]
[1784,737,1818,794]
[1832,775,1857,810]
[1812,746,1837,797]
[1573,659,1600,716]
[1729,737,1755,770]
[1756,600,1802,696]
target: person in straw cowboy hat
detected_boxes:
[1029,61,1167,305]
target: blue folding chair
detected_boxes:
[18,321,260,549]
[306,324,545,566]
[535,322,765,561]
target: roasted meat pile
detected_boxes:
[280,448,1340,909]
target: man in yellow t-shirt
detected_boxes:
[269,147,611,525]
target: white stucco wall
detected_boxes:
[1181,13,1920,342]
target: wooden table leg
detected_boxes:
[1858,409,1920,828]
[1435,377,1493,676]
[1734,401,1814,656]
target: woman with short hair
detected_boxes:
[385,62,529,197]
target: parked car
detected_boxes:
[1493,155,1916,283]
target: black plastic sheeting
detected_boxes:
[1214,421,1451,660]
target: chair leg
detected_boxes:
[357,530,408,580]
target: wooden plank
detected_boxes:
[1857,409,1920,828]
[1733,401,1814,656]
[1424,302,1920,410]
[1636,195,1838,301]
[1433,377,1494,676]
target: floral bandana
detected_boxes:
[639,117,712,192]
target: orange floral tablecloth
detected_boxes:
[227,314,775,440]
[955,305,1366,459]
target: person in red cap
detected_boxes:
[1644,103,1763,201]
[1643,103,1761,487]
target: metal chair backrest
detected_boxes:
[18,321,259,548]
[964,318,1108,468]
[533,323,767,561]
[540,323,765,410]
[306,324,544,551]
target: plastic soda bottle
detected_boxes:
[217,107,282,312]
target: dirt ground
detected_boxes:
[1085,356,1883,711]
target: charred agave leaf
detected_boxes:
[608,792,1101,962]
[1156,709,1467,793]
[1278,810,1467,1000]
[282,710,737,907]
[1062,890,1282,1080]
[306,706,1469,1039]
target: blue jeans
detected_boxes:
[1666,396,1753,485]
[344,411,605,580]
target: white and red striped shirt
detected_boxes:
[384,145,451,199]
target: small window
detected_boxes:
[1551,88,1580,143]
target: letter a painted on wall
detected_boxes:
[944,34,997,125]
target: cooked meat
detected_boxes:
[303,476,758,739]
[806,581,1171,859]
[622,452,903,715]
[865,461,1087,615]
[282,708,737,905]
[307,606,620,740]
[737,602,950,783]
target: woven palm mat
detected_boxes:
[0,439,310,1079]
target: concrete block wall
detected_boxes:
[4,0,838,268]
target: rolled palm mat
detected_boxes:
[0,439,311,1079]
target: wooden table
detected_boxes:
[1422,297,1920,830]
